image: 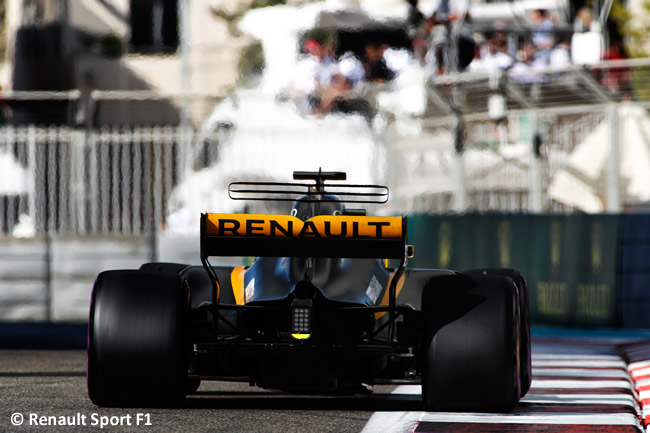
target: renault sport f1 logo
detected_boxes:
[205,214,403,239]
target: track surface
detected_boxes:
[1,330,649,432]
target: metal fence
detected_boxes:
[0,125,219,235]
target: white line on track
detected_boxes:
[533,354,623,361]
[530,379,634,389]
[629,360,650,370]
[635,378,650,387]
[521,393,639,407]
[361,410,424,433]
[417,412,642,427]
[533,359,627,368]
[632,367,650,378]
[360,386,423,433]
[532,368,631,378]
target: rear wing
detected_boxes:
[200,212,409,342]
[199,171,408,342]
[200,213,407,260]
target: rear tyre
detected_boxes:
[421,273,520,412]
[87,270,189,407]
[139,262,189,274]
[463,268,532,397]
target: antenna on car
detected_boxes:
[293,168,346,193]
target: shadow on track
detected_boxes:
[184,390,424,411]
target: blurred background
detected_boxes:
[0,0,649,346]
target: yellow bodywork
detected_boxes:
[205,214,402,239]
[230,266,246,305]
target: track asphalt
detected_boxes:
[2,327,650,432]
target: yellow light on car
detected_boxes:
[291,333,311,340]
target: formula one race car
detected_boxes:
[87,170,531,411]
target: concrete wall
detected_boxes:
[0,235,151,320]
[0,237,48,320]
[0,232,241,321]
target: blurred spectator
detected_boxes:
[286,41,374,120]
[570,8,603,65]
[363,42,395,83]
[531,9,555,48]
[383,47,413,78]
[286,38,339,114]
[308,39,339,89]
[319,51,365,114]
[601,38,631,96]
[509,43,546,83]
[337,51,365,86]
[471,31,513,72]
[549,32,577,86]
[423,0,473,74]
[289,39,322,96]
[531,9,556,63]
[319,71,373,122]
[573,7,594,33]
[467,33,486,72]
[411,29,429,66]
[549,32,572,69]
[319,72,353,112]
